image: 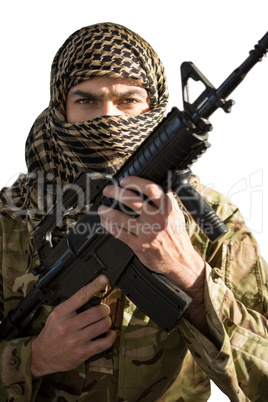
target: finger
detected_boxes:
[74,303,111,331]
[85,329,117,360]
[99,215,137,238]
[119,177,170,213]
[56,275,109,315]
[102,185,144,215]
[102,182,166,217]
[119,176,162,198]
[81,315,113,342]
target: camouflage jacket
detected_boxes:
[0,178,267,402]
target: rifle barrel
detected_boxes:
[193,31,268,121]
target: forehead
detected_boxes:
[68,76,148,94]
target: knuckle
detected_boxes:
[56,322,69,338]
[76,285,91,304]
[91,341,106,355]
[78,276,107,301]
[108,208,120,220]
[91,316,112,339]
[153,215,168,230]
[104,330,117,347]
[89,304,110,322]
[146,184,162,199]
[102,316,112,331]
[98,304,110,320]
[48,307,61,324]
[66,335,79,350]
[73,346,87,362]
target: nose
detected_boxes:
[100,101,122,117]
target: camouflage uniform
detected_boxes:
[0,177,267,402]
[0,22,267,402]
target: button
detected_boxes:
[8,356,20,369]
[13,383,23,395]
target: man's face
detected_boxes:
[66,76,150,123]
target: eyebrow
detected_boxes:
[68,88,148,100]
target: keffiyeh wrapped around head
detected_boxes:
[0,22,169,234]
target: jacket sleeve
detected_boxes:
[0,214,43,401]
[178,181,268,401]
[0,336,42,401]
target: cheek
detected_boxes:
[136,101,150,115]
[65,99,75,122]
[65,104,96,123]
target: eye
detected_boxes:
[76,98,94,104]
[121,98,140,105]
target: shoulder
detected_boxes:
[0,213,29,249]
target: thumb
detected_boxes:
[58,275,109,314]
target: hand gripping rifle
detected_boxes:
[0,33,267,361]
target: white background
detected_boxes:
[0,1,267,400]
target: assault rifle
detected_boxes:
[0,33,267,360]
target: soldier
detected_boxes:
[0,22,267,401]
